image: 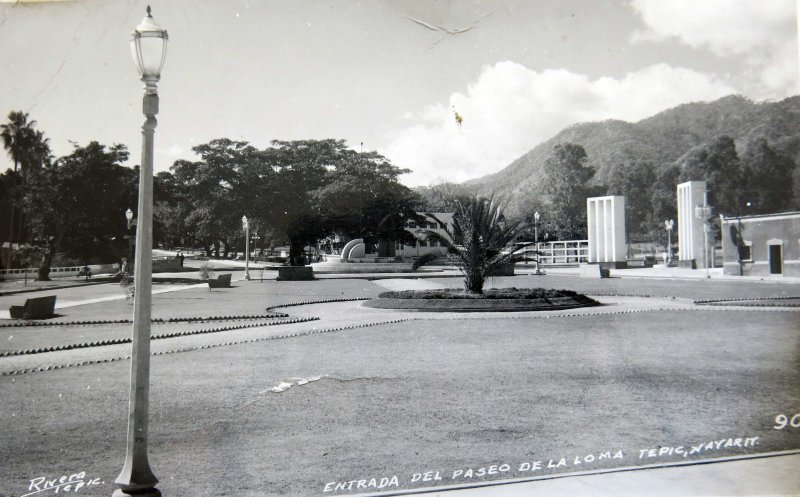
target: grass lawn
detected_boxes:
[1,304,798,496]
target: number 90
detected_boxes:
[774,414,800,430]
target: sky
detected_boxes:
[0,0,798,187]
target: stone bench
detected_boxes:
[9,295,57,320]
[276,266,314,281]
[207,273,232,288]
[626,259,653,268]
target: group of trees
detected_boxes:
[162,138,420,265]
[529,134,797,246]
[1,110,421,278]
[1,123,138,279]
[1,111,52,268]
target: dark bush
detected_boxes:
[378,288,590,300]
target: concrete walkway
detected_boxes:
[419,452,800,497]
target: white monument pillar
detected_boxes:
[587,196,626,264]
[677,181,706,266]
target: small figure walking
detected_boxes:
[78,265,92,281]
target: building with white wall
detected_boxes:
[395,212,454,260]
[720,211,800,277]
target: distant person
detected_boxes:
[78,265,92,280]
[179,252,185,267]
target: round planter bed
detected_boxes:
[363,288,600,312]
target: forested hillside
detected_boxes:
[451,95,800,240]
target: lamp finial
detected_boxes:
[146,5,152,17]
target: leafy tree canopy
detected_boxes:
[168,138,419,264]
[541,143,595,240]
[606,159,656,240]
[679,135,742,215]
[740,137,795,214]
[24,141,132,279]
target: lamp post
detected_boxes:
[252,230,260,260]
[533,212,543,274]
[694,192,712,279]
[114,7,167,497]
[125,208,136,273]
[664,219,674,265]
[242,215,251,280]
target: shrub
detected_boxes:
[198,264,215,280]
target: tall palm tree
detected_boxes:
[413,194,532,294]
[2,111,31,266]
[0,111,34,174]
[1,111,50,263]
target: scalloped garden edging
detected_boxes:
[364,288,600,312]
[693,296,800,307]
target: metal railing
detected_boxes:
[0,263,121,280]
[518,240,589,265]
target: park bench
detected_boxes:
[9,295,57,319]
[207,273,232,289]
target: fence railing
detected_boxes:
[0,263,121,280]
[518,240,589,265]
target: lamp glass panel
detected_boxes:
[138,35,166,77]
[129,40,143,76]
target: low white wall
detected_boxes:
[0,263,120,280]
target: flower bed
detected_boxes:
[364,288,600,312]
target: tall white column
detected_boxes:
[587,196,626,263]
[677,181,706,264]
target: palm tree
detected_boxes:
[413,194,533,294]
[1,112,50,259]
[2,111,32,266]
[0,111,34,174]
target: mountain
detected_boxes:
[462,95,800,218]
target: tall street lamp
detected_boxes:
[125,208,136,273]
[664,219,674,265]
[242,215,251,280]
[533,212,543,274]
[114,7,167,497]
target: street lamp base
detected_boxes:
[245,272,251,280]
[113,488,161,497]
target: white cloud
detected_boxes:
[630,0,798,98]
[160,145,185,157]
[383,61,735,187]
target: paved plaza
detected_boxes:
[0,268,799,496]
